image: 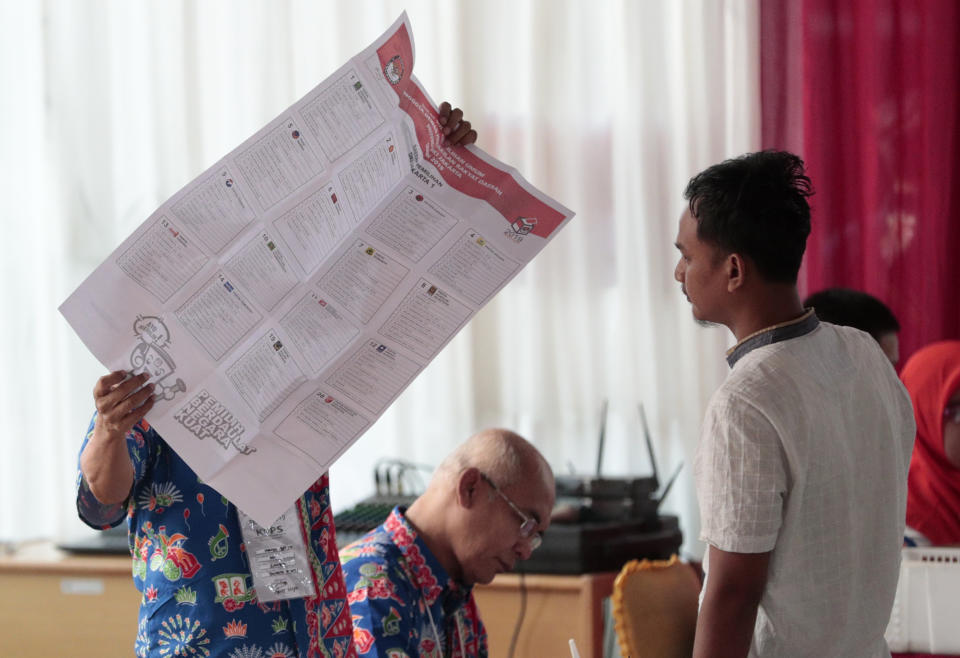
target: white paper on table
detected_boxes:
[60,12,575,527]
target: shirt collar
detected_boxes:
[385,506,472,613]
[725,308,819,368]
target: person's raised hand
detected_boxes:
[438,101,477,146]
[93,370,155,443]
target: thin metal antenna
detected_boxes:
[639,403,660,488]
[596,399,608,477]
[655,463,684,512]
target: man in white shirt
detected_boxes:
[673,150,916,657]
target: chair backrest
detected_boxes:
[611,554,700,658]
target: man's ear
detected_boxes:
[456,467,483,509]
[726,253,747,292]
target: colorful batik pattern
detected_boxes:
[341,508,487,657]
[77,414,356,658]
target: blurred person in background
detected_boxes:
[900,341,960,547]
[804,287,901,365]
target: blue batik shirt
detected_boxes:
[340,507,487,657]
[76,414,357,658]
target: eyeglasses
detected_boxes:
[945,402,960,425]
[480,473,543,551]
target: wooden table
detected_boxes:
[474,571,617,658]
[0,542,139,657]
[0,542,616,657]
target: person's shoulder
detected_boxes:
[341,528,398,569]
[342,547,400,581]
[709,342,813,425]
[713,353,781,407]
[822,323,905,386]
[819,320,870,345]
[816,322,888,362]
[742,322,883,378]
[818,323,914,422]
[341,537,418,606]
[705,373,780,435]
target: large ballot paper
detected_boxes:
[60,13,574,527]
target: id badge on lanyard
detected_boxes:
[237,503,317,603]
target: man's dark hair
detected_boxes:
[684,150,813,283]
[803,287,900,339]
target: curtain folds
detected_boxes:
[761,0,960,362]
[1,1,759,558]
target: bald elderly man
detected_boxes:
[340,429,555,657]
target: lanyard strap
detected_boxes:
[399,553,469,657]
[424,601,467,658]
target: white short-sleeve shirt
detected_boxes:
[695,320,915,657]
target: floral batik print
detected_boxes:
[341,508,487,657]
[77,414,356,657]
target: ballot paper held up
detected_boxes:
[60,13,574,527]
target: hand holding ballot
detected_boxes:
[438,101,477,145]
[80,371,155,506]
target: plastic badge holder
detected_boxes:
[885,547,960,653]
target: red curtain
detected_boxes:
[761,0,960,365]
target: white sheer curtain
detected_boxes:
[0,0,758,557]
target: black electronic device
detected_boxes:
[526,401,684,574]
[56,523,130,555]
[553,403,682,523]
[521,514,682,574]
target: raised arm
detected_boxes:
[80,371,154,505]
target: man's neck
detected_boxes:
[727,286,805,343]
[404,494,461,582]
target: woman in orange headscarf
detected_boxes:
[901,341,960,546]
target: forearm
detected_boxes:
[693,581,761,658]
[81,371,154,505]
[80,419,134,505]
[692,546,770,658]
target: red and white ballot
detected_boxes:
[60,13,574,526]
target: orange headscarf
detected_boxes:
[901,341,960,545]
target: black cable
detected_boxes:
[507,568,526,658]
